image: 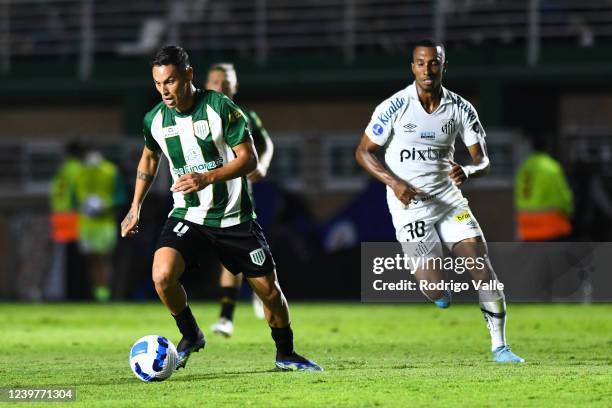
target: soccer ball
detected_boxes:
[129,335,178,382]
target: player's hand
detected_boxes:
[391,179,422,206]
[121,206,140,238]
[448,160,467,186]
[170,172,209,194]
[247,165,267,182]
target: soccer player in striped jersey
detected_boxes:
[356,39,524,363]
[120,45,321,371]
[205,63,272,337]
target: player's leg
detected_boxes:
[153,218,206,369]
[214,220,322,371]
[247,271,322,371]
[440,205,524,363]
[211,265,242,337]
[152,246,205,368]
[412,259,451,308]
[396,206,451,308]
[251,289,266,320]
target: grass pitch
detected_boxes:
[0,302,610,407]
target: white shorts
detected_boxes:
[387,186,484,258]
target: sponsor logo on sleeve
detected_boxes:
[229,109,244,123]
[450,94,477,123]
[372,123,384,136]
[377,97,406,125]
[454,211,471,222]
[471,121,483,134]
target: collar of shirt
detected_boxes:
[406,82,453,107]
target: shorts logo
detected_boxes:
[249,248,266,266]
[454,211,471,222]
[193,120,210,140]
[403,123,417,133]
[173,222,189,237]
[372,124,384,136]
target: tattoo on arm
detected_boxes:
[137,171,154,182]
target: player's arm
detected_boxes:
[248,128,274,182]
[448,141,490,186]
[171,139,257,194]
[355,133,421,205]
[121,146,161,237]
[248,112,274,182]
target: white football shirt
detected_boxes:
[365,83,485,200]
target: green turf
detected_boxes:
[0,302,610,407]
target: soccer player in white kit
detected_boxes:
[356,39,524,363]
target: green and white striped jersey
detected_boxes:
[143,89,255,227]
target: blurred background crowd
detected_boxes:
[1,0,611,302]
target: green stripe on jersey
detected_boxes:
[165,136,200,208]
[170,207,187,219]
[195,133,228,227]
[143,89,255,227]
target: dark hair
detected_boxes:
[151,45,190,71]
[413,39,446,59]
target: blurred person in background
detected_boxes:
[205,62,274,337]
[75,147,126,301]
[515,135,586,301]
[46,140,84,300]
[515,134,573,241]
[356,39,524,363]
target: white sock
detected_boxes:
[479,296,507,351]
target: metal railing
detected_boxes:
[2,0,612,78]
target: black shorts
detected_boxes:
[155,217,275,278]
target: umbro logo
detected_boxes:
[173,222,189,237]
[403,123,417,133]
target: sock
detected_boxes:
[479,290,507,351]
[172,305,200,341]
[271,326,294,357]
[219,286,239,321]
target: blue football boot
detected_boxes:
[275,353,324,371]
[176,329,206,370]
[492,345,525,363]
[434,290,452,309]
